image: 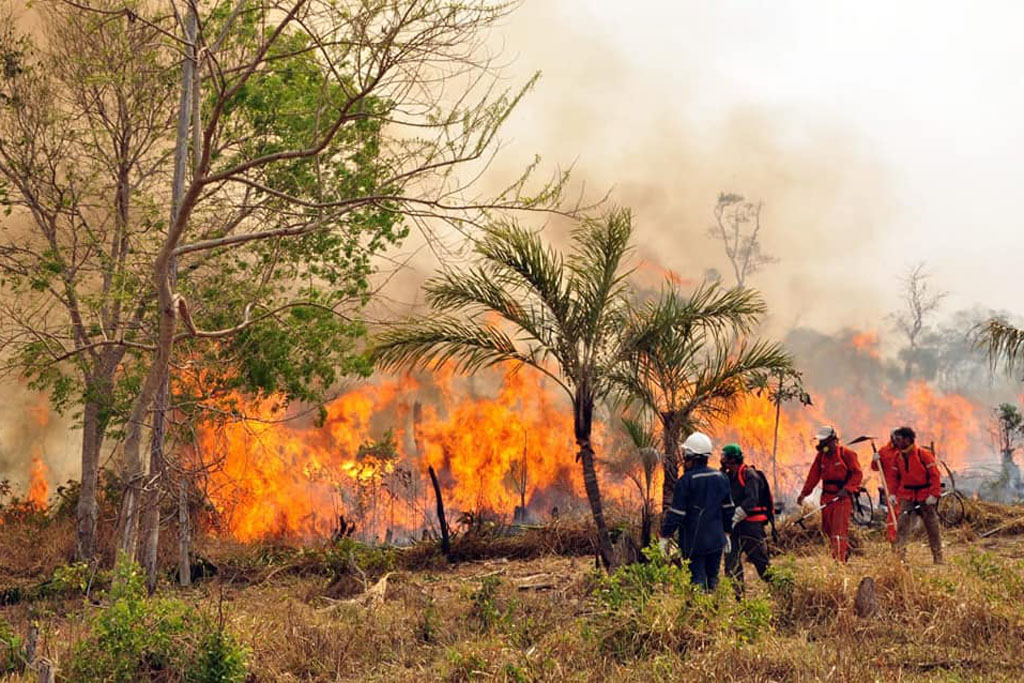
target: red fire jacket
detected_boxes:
[894,445,942,502]
[800,444,863,500]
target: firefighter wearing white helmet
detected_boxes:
[659,431,735,591]
[681,432,713,457]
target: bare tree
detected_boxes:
[707,193,777,289]
[891,263,947,379]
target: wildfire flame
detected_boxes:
[27,449,49,508]
[194,331,993,541]
[850,330,881,359]
[716,380,984,499]
[197,366,624,542]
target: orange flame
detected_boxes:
[197,366,627,542]
[27,449,49,508]
[850,330,881,359]
[196,326,992,541]
[715,380,984,498]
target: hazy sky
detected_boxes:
[471,1,1024,335]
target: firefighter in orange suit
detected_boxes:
[891,426,943,564]
[870,432,900,543]
[796,425,863,562]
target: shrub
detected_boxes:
[588,546,771,661]
[0,616,22,674]
[65,557,248,682]
[468,575,513,632]
[188,627,249,683]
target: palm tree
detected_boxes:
[615,283,793,511]
[605,415,661,549]
[975,318,1024,375]
[373,208,638,568]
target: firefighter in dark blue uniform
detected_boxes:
[659,432,735,591]
[721,443,773,597]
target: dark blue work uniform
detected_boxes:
[660,462,735,591]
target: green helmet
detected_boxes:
[721,443,743,462]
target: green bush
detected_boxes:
[188,627,248,683]
[0,616,22,674]
[65,557,248,682]
[468,575,514,633]
[588,546,772,661]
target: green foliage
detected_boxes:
[49,561,94,595]
[594,545,693,612]
[188,628,249,683]
[974,317,1024,374]
[588,546,771,661]
[416,598,440,643]
[443,646,489,683]
[65,557,248,682]
[764,557,797,627]
[0,616,22,674]
[615,282,793,432]
[731,596,773,644]
[468,576,514,633]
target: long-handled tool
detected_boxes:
[793,496,844,529]
[853,436,898,546]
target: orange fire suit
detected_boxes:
[799,443,863,562]
[870,441,900,542]
[893,445,943,563]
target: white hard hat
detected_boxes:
[682,431,713,457]
[814,425,836,443]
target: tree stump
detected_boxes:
[854,576,878,618]
[24,623,37,667]
[611,532,641,566]
[36,658,54,683]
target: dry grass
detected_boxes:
[1,504,1023,681]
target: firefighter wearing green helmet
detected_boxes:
[720,443,774,597]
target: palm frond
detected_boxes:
[372,317,556,385]
[685,340,793,427]
[673,281,767,340]
[566,207,635,346]
[424,265,558,350]
[622,415,658,451]
[475,218,571,324]
[973,317,1024,374]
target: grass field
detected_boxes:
[1,504,1023,682]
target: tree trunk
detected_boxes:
[660,410,684,512]
[574,390,615,569]
[178,478,191,587]
[76,398,104,560]
[578,443,615,569]
[427,465,450,559]
[140,405,166,595]
[119,292,176,558]
[118,2,202,557]
[138,0,196,592]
